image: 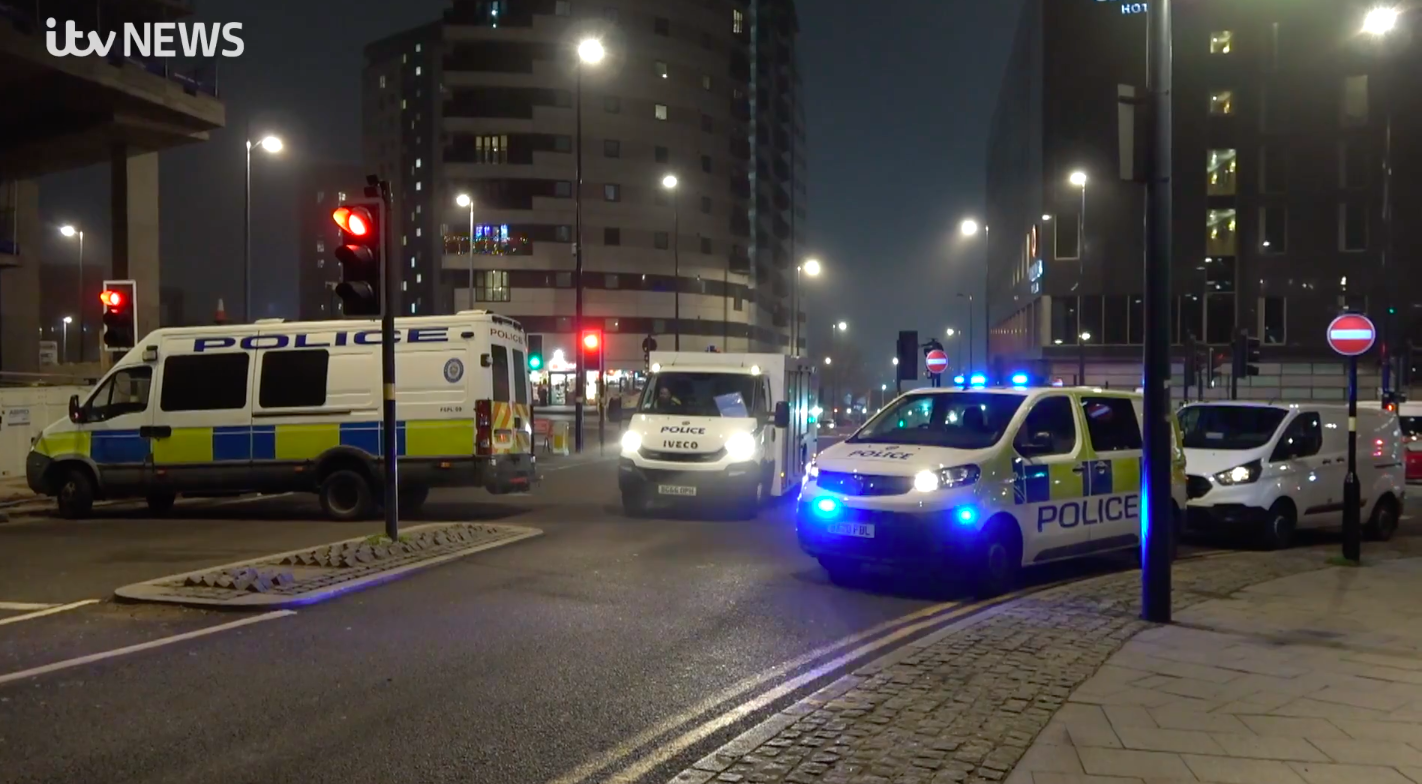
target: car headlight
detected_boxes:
[913,464,981,493]
[725,431,757,462]
[620,430,642,454]
[1214,459,1261,485]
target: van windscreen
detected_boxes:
[1178,405,1288,450]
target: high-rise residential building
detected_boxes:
[985,0,1421,397]
[362,0,806,370]
[295,163,374,320]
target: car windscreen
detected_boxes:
[1177,405,1288,450]
[849,392,1025,450]
[638,372,755,417]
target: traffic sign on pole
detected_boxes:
[924,349,949,376]
[1327,313,1377,357]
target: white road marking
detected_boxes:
[0,602,59,611]
[206,492,295,507]
[0,610,296,687]
[0,599,99,626]
[546,589,1036,784]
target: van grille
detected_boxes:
[817,471,914,497]
[1186,475,1212,500]
[639,448,726,463]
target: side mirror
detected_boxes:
[773,401,790,429]
[68,394,84,424]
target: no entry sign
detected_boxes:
[925,349,949,375]
[1327,313,1376,357]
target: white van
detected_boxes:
[796,387,1188,596]
[1179,402,1405,548]
[1361,400,1422,484]
[25,312,536,520]
[618,352,816,518]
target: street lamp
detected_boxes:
[793,257,822,354]
[958,219,989,369]
[573,37,606,453]
[1363,6,1400,35]
[61,316,72,364]
[58,225,84,361]
[661,174,681,349]
[836,320,847,332]
[824,357,832,365]
[1078,331,1092,386]
[1069,170,1088,292]
[456,194,475,307]
[245,131,283,322]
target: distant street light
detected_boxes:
[1041,214,1052,222]
[946,327,956,337]
[1069,170,1088,187]
[836,320,848,332]
[802,258,821,276]
[577,37,606,64]
[1363,6,1401,35]
[824,357,832,365]
[572,37,607,453]
[456,194,475,305]
[58,224,85,361]
[892,357,899,366]
[959,218,980,237]
[792,257,822,354]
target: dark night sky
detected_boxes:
[39,0,1023,380]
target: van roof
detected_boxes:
[901,386,1139,400]
[143,312,523,342]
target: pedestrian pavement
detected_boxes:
[1007,557,1422,784]
[668,540,1422,784]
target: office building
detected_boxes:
[985,0,1421,397]
[362,0,806,372]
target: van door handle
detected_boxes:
[139,425,171,439]
[1071,465,1086,473]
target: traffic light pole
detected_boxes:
[1140,0,1173,624]
[573,64,586,454]
[1343,354,1362,562]
[378,179,399,543]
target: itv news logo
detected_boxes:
[45,17,245,58]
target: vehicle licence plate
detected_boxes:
[658,485,697,497]
[825,522,874,539]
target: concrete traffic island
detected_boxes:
[668,541,1422,784]
[115,522,542,609]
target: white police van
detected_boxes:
[26,312,536,520]
[618,352,816,518]
[797,386,1188,596]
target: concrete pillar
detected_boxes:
[110,147,161,346]
[0,179,41,374]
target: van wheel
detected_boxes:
[398,485,429,515]
[320,470,375,522]
[735,481,764,520]
[1365,497,1399,542]
[146,491,177,516]
[1261,502,1296,550]
[56,467,95,519]
[972,519,1022,599]
[819,556,860,586]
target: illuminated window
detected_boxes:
[1209,90,1234,116]
[1209,31,1232,54]
[702,74,711,91]
[655,104,668,121]
[415,66,422,76]
[1341,75,1369,126]
[378,75,386,89]
[732,8,743,34]
[604,183,621,201]
[475,270,510,302]
[1207,149,1237,196]
[1206,209,1237,256]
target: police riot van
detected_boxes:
[1179,402,1404,548]
[25,311,536,520]
[618,351,816,518]
[796,386,1188,596]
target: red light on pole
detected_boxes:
[332,206,371,237]
[582,331,600,351]
[99,289,123,308]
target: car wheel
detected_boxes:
[1261,502,1296,551]
[1364,498,1399,542]
[819,556,860,585]
[56,467,95,519]
[146,491,177,516]
[972,519,1022,599]
[320,469,375,522]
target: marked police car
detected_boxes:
[796,386,1187,596]
[26,311,536,520]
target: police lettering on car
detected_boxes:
[1037,494,1140,532]
[192,327,452,352]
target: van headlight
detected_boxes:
[807,459,819,480]
[726,432,757,462]
[913,464,981,493]
[620,431,642,454]
[1213,459,1261,485]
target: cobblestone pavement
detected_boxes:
[668,540,1422,784]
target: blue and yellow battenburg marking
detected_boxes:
[1013,457,1143,531]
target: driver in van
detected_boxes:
[654,385,683,411]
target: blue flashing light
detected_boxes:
[969,373,987,388]
[952,374,966,385]
[955,506,977,525]
[814,497,840,516]
[1010,373,1029,386]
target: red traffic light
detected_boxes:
[582,331,601,351]
[332,206,371,237]
[99,289,124,308]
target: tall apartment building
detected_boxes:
[361,0,806,369]
[985,0,1421,397]
[295,163,374,320]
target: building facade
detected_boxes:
[985,0,1422,397]
[295,163,375,320]
[361,0,806,370]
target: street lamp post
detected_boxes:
[829,321,847,411]
[244,130,283,323]
[946,327,958,370]
[794,257,821,355]
[1069,170,1088,290]
[61,316,72,364]
[956,293,975,371]
[59,225,83,361]
[661,174,681,349]
[456,194,475,306]
[573,38,605,453]
[1078,331,1092,386]
[959,219,989,372]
